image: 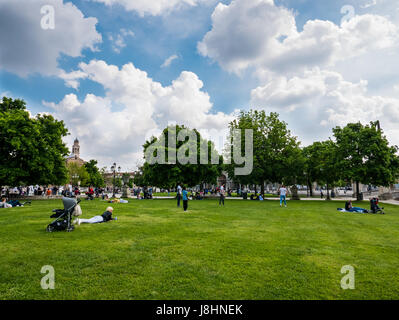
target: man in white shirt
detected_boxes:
[219,185,225,206]
[279,185,288,207]
[177,184,182,207]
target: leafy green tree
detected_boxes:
[84,160,105,187]
[140,125,222,189]
[67,162,89,187]
[225,110,303,197]
[303,140,339,198]
[315,140,340,200]
[0,97,69,187]
[333,121,399,200]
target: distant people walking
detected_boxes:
[219,185,225,206]
[177,184,182,207]
[279,185,287,207]
[182,186,188,212]
[320,189,324,199]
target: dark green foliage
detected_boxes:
[137,125,222,188]
[0,97,69,186]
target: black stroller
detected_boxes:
[370,198,384,214]
[46,197,81,232]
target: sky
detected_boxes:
[1,0,399,171]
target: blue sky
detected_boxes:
[1,0,399,170]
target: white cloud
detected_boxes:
[90,0,210,16]
[0,0,102,77]
[108,28,135,54]
[161,54,179,68]
[361,0,378,9]
[49,60,234,169]
[198,0,399,77]
[251,68,399,146]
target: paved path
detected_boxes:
[152,195,399,206]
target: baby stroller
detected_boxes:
[46,197,81,232]
[370,198,384,214]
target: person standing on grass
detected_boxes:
[177,184,182,207]
[182,186,188,212]
[219,184,225,206]
[279,185,288,207]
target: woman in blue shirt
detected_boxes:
[182,186,188,212]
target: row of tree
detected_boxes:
[2,97,398,197]
[137,110,399,201]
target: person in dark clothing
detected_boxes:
[219,185,225,206]
[75,207,117,225]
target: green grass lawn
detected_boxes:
[1,198,399,300]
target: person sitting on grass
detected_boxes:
[0,197,12,208]
[0,198,30,208]
[74,206,117,225]
[342,200,368,213]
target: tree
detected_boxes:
[314,140,340,200]
[0,97,69,187]
[225,110,303,197]
[302,140,340,199]
[67,162,89,187]
[84,160,105,187]
[333,121,399,200]
[140,125,222,189]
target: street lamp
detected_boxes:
[72,174,79,187]
[122,173,129,198]
[111,163,121,198]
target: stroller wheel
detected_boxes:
[46,225,55,233]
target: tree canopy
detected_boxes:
[225,110,303,195]
[0,97,69,186]
[333,121,399,199]
[137,125,222,188]
[84,160,105,187]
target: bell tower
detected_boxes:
[72,138,80,158]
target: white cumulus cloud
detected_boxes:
[49,60,234,169]
[0,0,102,77]
[198,0,399,77]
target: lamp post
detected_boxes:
[122,173,129,198]
[72,174,79,187]
[111,163,121,198]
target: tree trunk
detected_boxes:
[356,181,361,201]
[291,185,300,200]
[326,183,331,201]
[261,182,265,197]
[308,181,313,197]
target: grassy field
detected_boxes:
[1,198,399,300]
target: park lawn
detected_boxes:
[0,198,399,300]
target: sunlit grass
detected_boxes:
[0,198,398,300]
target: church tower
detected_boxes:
[72,138,80,158]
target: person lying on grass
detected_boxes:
[74,206,117,225]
